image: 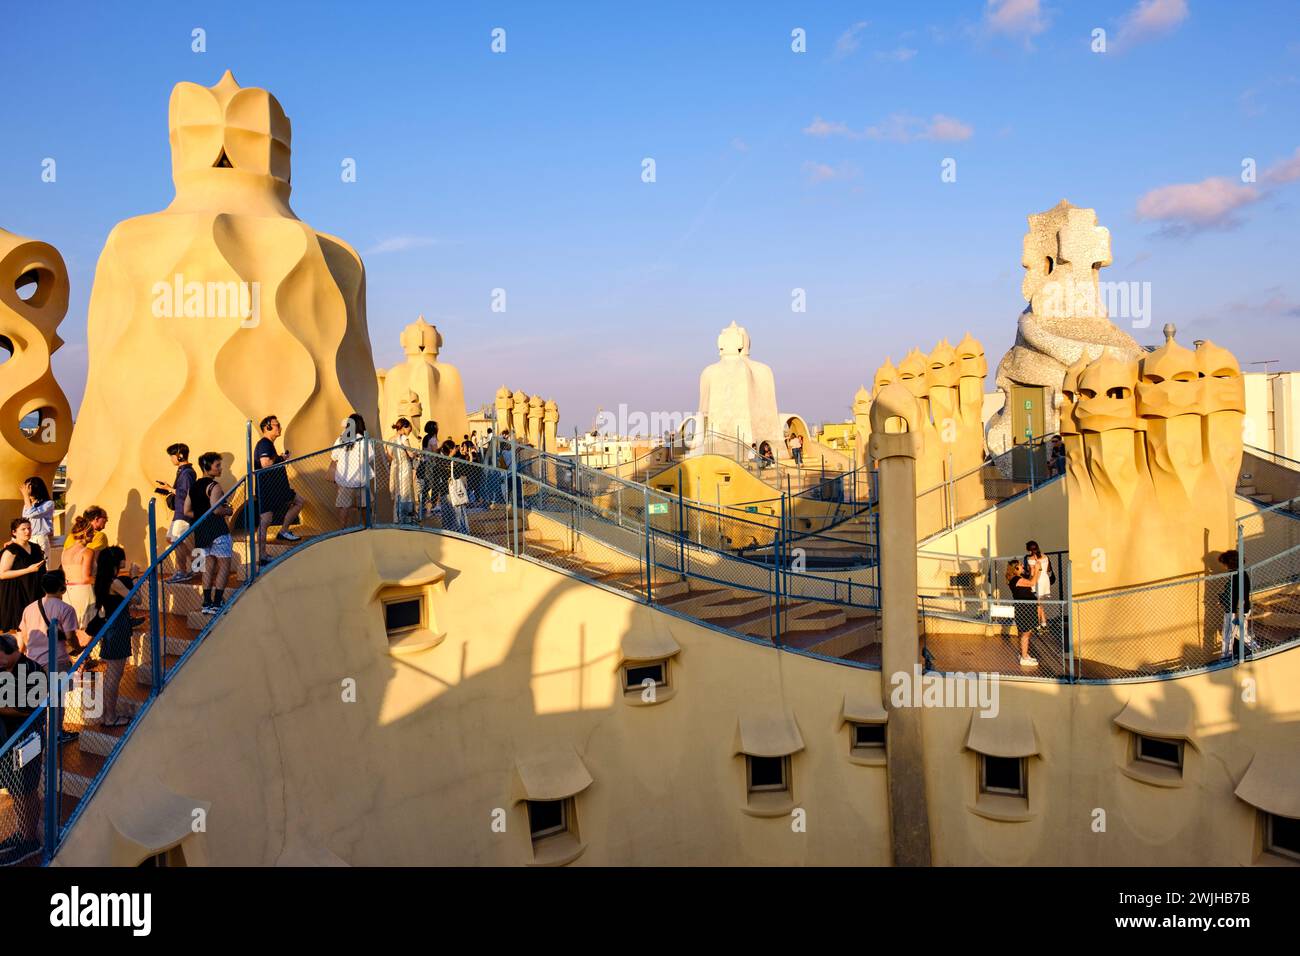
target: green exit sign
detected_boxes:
[648,502,669,515]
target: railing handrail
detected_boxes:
[1244,443,1300,471]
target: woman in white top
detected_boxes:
[328,414,375,527]
[1024,540,1052,628]
[387,418,418,524]
[21,477,55,568]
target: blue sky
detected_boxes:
[2,0,1298,432]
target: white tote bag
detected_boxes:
[447,460,470,508]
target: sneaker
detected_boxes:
[200,604,217,616]
[275,530,301,542]
[1019,656,1039,667]
[166,571,195,584]
[58,730,79,745]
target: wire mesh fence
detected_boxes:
[1239,540,1300,657]
[0,708,45,866]
[1237,494,1300,566]
[920,595,1070,680]
[1072,572,1231,680]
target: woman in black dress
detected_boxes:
[0,518,46,632]
[86,546,137,726]
[418,421,439,520]
[1005,560,1038,668]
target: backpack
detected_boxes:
[35,598,71,663]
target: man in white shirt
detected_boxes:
[329,414,375,527]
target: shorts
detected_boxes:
[169,519,190,541]
[255,476,294,522]
[335,485,364,508]
[207,534,234,559]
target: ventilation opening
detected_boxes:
[20,406,57,445]
[14,267,54,308]
[214,149,233,168]
[0,336,12,366]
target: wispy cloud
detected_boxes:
[1135,150,1300,234]
[802,161,860,184]
[984,0,1047,39]
[875,47,918,63]
[832,21,869,60]
[730,137,750,153]
[1262,146,1300,186]
[364,236,456,255]
[804,113,973,143]
[1116,0,1189,48]
[1135,177,1260,233]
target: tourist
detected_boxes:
[0,519,46,632]
[1049,436,1066,477]
[1024,540,1054,628]
[18,570,87,744]
[60,515,97,625]
[790,432,805,467]
[20,477,54,567]
[82,505,110,553]
[438,439,470,533]
[190,451,235,615]
[387,417,418,524]
[758,441,775,471]
[329,414,374,527]
[157,443,197,583]
[0,632,42,863]
[254,415,306,559]
[1005,560,1039,667]
[85,547,138,727]
[1218,550,1254,659]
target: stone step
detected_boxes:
[693,592,771,621]
[131,630,193,662]
[783,605,848,632]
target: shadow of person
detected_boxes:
[116,487,148,562]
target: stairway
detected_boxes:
[512,503,879,657]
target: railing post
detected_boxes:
[642,484,652,603]
[676,482,685,573]
[245,420,257,579]
[43,617,60,863]
[1236,523,1247,664]
[1065,558,1076,682]
[985,524,993,613]
[511,440,520,557]
[147,497,163,694]
[362,436,373,529]
[947,452,955,529]
[776,491,785,645]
